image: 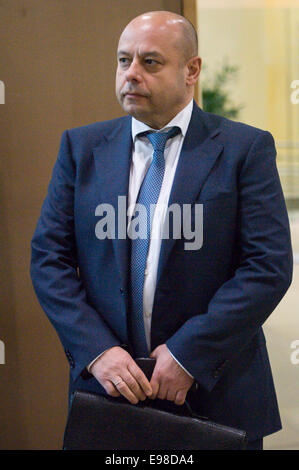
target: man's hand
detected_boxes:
[149,344,194,405]
[89,346,152,404]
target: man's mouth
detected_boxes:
[124,92,147,98]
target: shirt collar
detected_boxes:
[131,99,194,142]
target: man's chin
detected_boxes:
[122,102,148,120]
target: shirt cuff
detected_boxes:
[86,352,105,372]
[167,346,194,379]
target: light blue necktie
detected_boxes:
[129,126,180,356]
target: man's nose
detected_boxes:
[125,59,142,82]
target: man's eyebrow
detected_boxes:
[117,50,130,57]
[117,50,163,58]
[139,51,163,58]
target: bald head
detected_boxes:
[121,11,198,64]
[116,10,201,128]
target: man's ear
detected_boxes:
[185,57,201,86]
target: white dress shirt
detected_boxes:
[129,99,193,352]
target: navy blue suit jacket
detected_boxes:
[31,102,293,440]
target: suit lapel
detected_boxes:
[156,104,224,284]
[93,116,132,292]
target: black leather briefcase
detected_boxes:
[63,390,248,450]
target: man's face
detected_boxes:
[115,18,190,129]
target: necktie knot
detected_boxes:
[145,126,180,154]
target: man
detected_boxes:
[31,11,293,450]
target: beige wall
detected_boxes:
[0,0,182,450]
[196,1,299,200]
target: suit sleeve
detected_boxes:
[30,130,122,382]
[166,130,293,392]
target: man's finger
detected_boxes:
[149,379,159,399]
[157,385,168,400]
[166,389,176,402]
[174,390,186,406]
[128,363,153,397]
[114,378,140,404]
[122,371,147,401]
[104,380,121,397]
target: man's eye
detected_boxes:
[119,58,129,65]
[145,58,158,65]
